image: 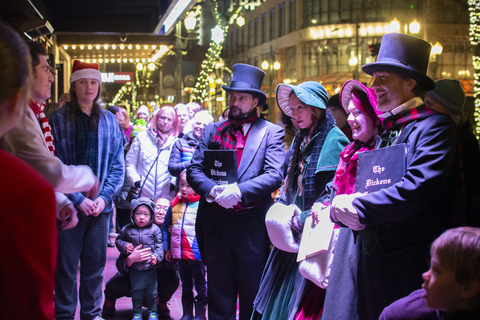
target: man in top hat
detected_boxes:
[187,63,285,320]
[329,33,459,319]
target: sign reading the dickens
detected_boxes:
[101,72,134,83]
[204,150,238,185]
[355,143,407,194]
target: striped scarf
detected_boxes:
[29,99,55,155]
[212,109,257,150]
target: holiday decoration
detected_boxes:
[469,0,480,136]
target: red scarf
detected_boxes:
[170,192,201,208]
[382,105,437,130]
[212,109,257,150]
[29,99,55,155]
[333,137,375,196]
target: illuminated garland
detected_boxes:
[469,0,480,136]
[191,0,243,103]
[191,42,224,102]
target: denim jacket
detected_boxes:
[50,103,125,213]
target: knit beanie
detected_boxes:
[70,60,102,84]
[426,79,465,115]
[137,105,150,118]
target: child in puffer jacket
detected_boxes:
[116,197,164,320]
[163,170,207,320]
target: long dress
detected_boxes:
[320,138,376,320]
[252,114,348,320]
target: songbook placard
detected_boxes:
[204,150,238,185]
[297,204,336,262]
[355,143,407,193]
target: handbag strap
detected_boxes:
[138,148,162,197]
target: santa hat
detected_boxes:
[70,60,102,84]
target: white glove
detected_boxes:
[215,183,242,209]
[331,193,366,231]
[207,185,224,203]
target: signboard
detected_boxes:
[204,150,238,185]
[101,72,133,83]
[355,143,407,194]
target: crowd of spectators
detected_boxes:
[2,22,480,320]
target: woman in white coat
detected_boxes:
[126,106,178,201]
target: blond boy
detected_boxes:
[380,227,480,319]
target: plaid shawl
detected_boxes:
[212,109,258,150]
[283,113,336,210]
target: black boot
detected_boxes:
[157,301,171,320]
[102,299,116,317]
[192,297,207,320]
[180,296,194,320]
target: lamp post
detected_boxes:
[349,56,359,80]
[174,13,197,104]
[261,47,280,122]
[430,41,443,80]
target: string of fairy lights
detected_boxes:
[190,0,243,103]
[468,0,480,136]
[191,0,225,102]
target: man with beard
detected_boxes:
[329,33,458,320]
[187,64,285,320]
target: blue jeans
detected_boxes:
[130,269,158,314]
[55,211,110,320]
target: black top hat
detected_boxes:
[222,63,267,105]
[362,33,435,91]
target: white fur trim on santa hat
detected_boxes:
[70,69,102,84]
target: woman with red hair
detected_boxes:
[126,106,178,201]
